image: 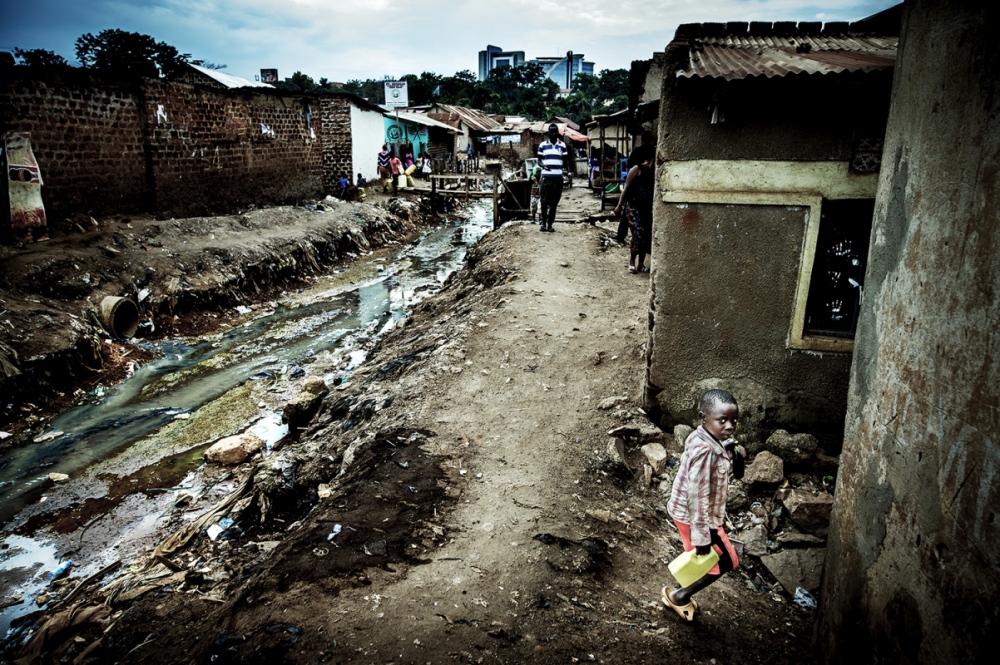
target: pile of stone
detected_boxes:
[727,429,837,597]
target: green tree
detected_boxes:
[400,72,444,106]
[479,62,557,118]
[75,29,191,78]
[342,78,386,104]
[548,68,629,126]
[289,71,317,92]
[13,47,69,67]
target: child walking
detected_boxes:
[663,389,745,621]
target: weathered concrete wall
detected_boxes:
[659,73,891,163]
[350,103,386,183]
[646,201,854,448]
[646,57,892,448]
[818,1,1000,662]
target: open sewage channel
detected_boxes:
[0,202,495,642]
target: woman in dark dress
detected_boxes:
[612,144,655,273]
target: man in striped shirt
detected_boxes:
[536,124,570,232]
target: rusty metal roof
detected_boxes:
[428,104,504,133]
[677,32,897,81]
[390,111,458,133]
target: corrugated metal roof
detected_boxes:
[430,104,505,132]
[187,63,273,89]
[390,112,458,133]
[678,34,897,80]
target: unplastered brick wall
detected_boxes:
[142,80,323,216]
[318,95,354,191]
[0,71,149,222]
[0,70,328,227]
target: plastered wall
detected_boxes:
[818,1,999,661]
[646,62,892,448]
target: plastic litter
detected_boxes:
[793,587,817,608]
[47,560,72,581]
[327,524,343,541]
[207,525,224,541]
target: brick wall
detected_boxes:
[143,80,323,216]
[318,96,353,192]
[0,71,149,221]
[0,69,331,229]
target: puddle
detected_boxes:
[0,535,61,639]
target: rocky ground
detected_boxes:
[2,187,835,664]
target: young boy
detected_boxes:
[529,165,541,224]
[663,389,745,621]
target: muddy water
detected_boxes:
[0,203,493,638]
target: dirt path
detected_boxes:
[11,191,815,664]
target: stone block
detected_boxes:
[744,450,784,484]
[639,424,668,444]
[606,437,630,470]
[727,480,749,510]
[775,530,826,548]
[640,442,668,474]
[283,378,329,428]
[598,395,629,410]
[764,429,818,464]
[778,489,834,536]
[206,432,264,465]
[743,524,769,557]
[642,464,653,487]
[760,547,826,593]
[673,424,693,451]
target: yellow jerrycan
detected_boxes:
[668,548,720,587]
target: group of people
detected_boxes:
[530,124,654,276]
[376,145,434,193]
[336,172,367,201]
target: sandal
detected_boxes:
[628,265,636,273]
[661,586,696,622]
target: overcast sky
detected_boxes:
[2,0,898,83]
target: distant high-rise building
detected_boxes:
[478,45,527,80]
[530,51,595,90]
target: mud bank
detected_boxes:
[0,196,430,433]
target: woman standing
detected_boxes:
[612,144,655,273]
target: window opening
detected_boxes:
[803,199,875,339]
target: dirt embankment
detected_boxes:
[0,195,429,435]
[11,213,817,664]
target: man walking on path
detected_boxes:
[537,124,570,232]
[377,145,391,193]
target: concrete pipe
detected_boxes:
[99,296,140,339]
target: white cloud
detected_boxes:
[1,0,899,81]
